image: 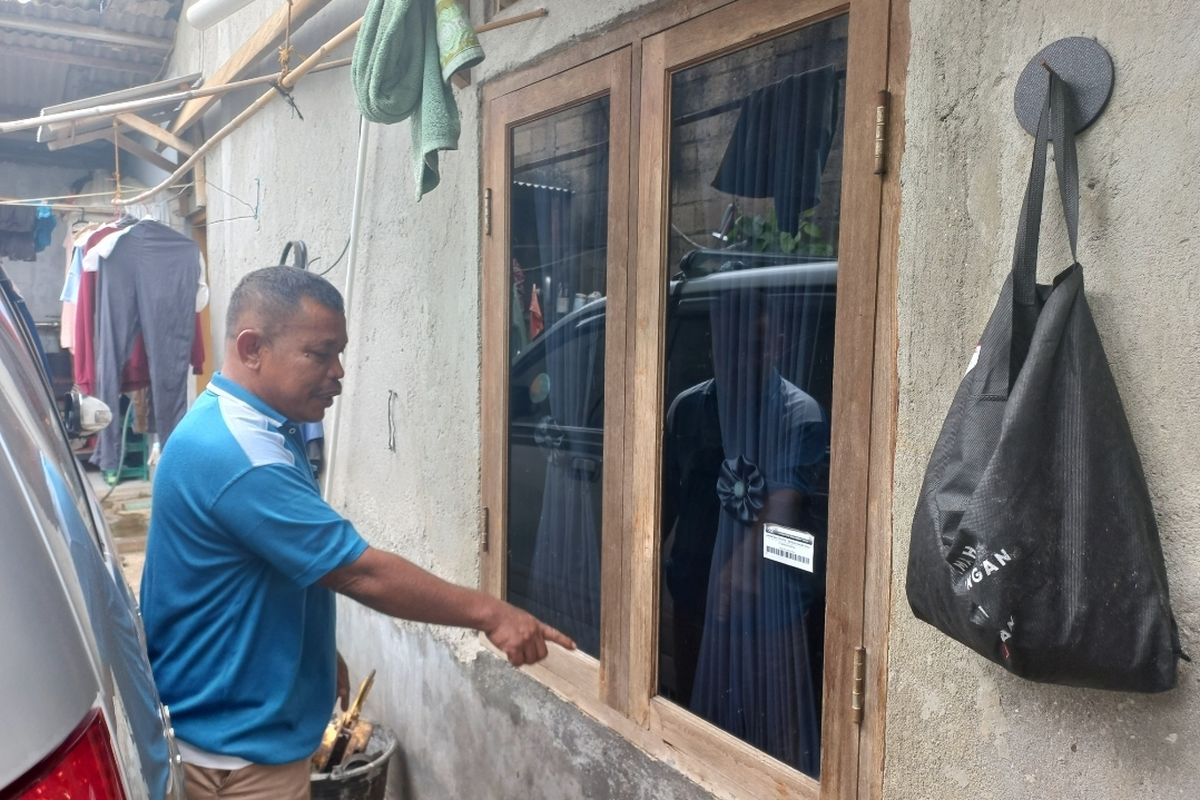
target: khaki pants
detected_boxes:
[183,759,311,800]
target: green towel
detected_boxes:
[352,0,484,199]
[436,0,484,81]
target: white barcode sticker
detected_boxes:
[763,524,815,572]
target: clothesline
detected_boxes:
[0,183,195,206]
[0,200,116,213]
[513,243,609,274]
[671,66,847,128]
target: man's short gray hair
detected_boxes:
[225,266,345,340]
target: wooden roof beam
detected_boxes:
[115,133,178,174]
[116,113,196,156]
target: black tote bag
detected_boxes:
[906,70,1182,692]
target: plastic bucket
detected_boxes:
[310,726,397,800]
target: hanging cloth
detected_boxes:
[0,205,37,262]
[60,226,94,351]
[33,203,57,253]
[82,219,142,272]
[90,220,202,472]
[72,221,135,392]
[687,288,830,775]
[528,284,544,340]
[711,66,839,234]
[352,0,483,198]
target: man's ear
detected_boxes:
[234,328,267,371]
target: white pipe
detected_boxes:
[0,57,352,137]
[322,117,371,500]
[186,0,260,30]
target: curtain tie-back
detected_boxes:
[716,455,766,523]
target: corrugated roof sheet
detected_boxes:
[0,0,182,119]
[0,0,177,39]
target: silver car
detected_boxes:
[0,268,182,799]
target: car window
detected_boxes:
[0,287,110,554]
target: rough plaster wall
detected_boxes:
[886,2,1200,798]
[339,602,709,800]
[170,0,708,796]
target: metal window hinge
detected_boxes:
[481,506,490,552]
[851,646,866,724]
[873,91,890,175]
[484,188,493,236]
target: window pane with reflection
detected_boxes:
[506,98,611,657]
[657,17,847,777]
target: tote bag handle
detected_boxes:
[1009,69,1081,388]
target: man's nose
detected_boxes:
[330,356,346,381]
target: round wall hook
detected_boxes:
[1014,37,1114,136]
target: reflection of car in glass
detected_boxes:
[505,251,838,640]
[0,269,182,799]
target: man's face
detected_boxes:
[255,298,348,422]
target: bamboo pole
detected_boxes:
[114,18,363,207]
[1,6,548,138]
[0,199,118,213]
[0,185,192,204]
[0,6,550,206]
[474,7,548,34]
[0,6,548,139]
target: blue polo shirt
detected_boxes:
[141,373,367,764]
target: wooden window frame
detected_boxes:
[481,45,634,700]
[480,1,907,798]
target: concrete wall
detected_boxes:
[167,0,1200,797]
[884,2,1200,799]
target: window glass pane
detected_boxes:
[506,98,611,657]
[657,16,847,777]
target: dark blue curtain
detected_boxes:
[687,285,831,774]
[519,183,605,655]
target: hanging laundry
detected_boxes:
[509,259,529,358]
[33,203,57,253]
[0,205,36,262]
[89,220,202,472]
[72,221,126,391]
[73,269,99,393]
[61,245,84,304]
[529,284,544,340]
[116,317,206,392]
[74,222,207,391]
[82,217,141,272]
[710,66,839,235]
[59,225,95,351]
[352,0,484,198]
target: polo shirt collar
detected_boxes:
[208,372,289,426]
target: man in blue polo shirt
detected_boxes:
[141,267,573,799]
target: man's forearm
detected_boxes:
[321,547,498,631]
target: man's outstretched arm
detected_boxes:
[320,546,575,666]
